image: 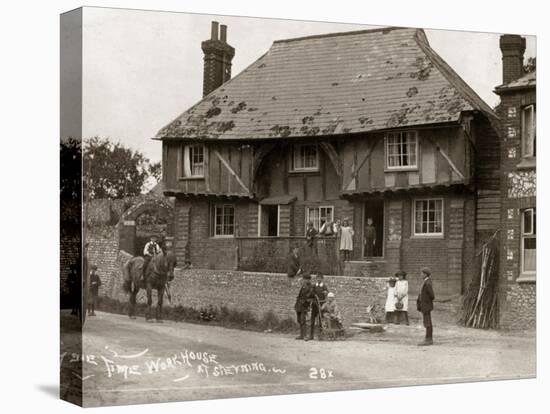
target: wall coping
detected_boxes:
[175,267,389,280]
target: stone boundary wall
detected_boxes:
[86,225,123,298]
[106,267,388,327]
[500,283,536,330]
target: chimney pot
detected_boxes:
[201,22,235,97]
[211,21,219,40]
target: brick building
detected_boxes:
[494,35,536,329]
[156,23,502,297]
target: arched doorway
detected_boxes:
[117,197,174,256]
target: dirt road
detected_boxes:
[62,312,535,407]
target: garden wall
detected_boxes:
[107,267,388,327]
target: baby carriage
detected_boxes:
[316,297,346,341]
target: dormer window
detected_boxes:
[521,104,536,157]
[291,144,319,171]
[385,131,418,170]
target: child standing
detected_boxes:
[339,218,354,261]
[385,276,397,323]
[394,271,409,325]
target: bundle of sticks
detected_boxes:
[460,230,500,329]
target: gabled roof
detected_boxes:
[156,27,496,141]
[495,70,536,93]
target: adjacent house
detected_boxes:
[494,35,536,329]
[156,23,502,297]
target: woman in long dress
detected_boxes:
[394,271,409,325]
[339,218,354,262]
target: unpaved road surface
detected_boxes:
[61,311,535,407]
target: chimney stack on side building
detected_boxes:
[499,34,526,84]
[201,21,235,97]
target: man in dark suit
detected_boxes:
[295,273,314,341]
[309,272,329,340]
[416,267,435,345]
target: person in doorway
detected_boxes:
[364,217,376,258]
[142,235,162,282]
[394,271,409,325]
[339,218,354,261]
[310,272,329,340]
[416,267,435,346]
[305,221,318,255]
[87,265,102,316]
[294,273,314,341]
[385,276,397,323]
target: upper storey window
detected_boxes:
[292,144,319,171]
[521,104,536,158]
[385,131,418,170]
[182,144,205,178]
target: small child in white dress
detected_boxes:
[385,276,397,323]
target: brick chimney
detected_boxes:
[201,21,235,97]
[500,34,526,84]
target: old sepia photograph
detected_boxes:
[59,6,537,407]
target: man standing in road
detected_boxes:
[416,267,435,346]
[87,265,102,316]
[295,273,314,341]
[66,264,80,317]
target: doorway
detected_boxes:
[260,205,279,237]
[364,200,384,258]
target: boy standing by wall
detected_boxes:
[88,265,102,316]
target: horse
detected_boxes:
[123,251,177,322]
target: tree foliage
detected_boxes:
[60,137,82,226]
[524,57,536,74]
[84,137,161,199]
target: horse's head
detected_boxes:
[165,251,177,281]
[150,251,177,282]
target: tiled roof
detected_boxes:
[156,27,495,141]
[495,70,536,93]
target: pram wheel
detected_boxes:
[321,316,345,341]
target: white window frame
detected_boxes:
[521,104,536,158]
[412,198,444,237]
[385,131,419,171]
[305,206,334,234]
[213,204,235,237]
[521,208,536,275]
[182,144,205,178]
[291,144,319,172]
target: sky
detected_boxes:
[77,7,536,163]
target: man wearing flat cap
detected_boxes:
[294,273,314,341]
[416,267,435,345]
